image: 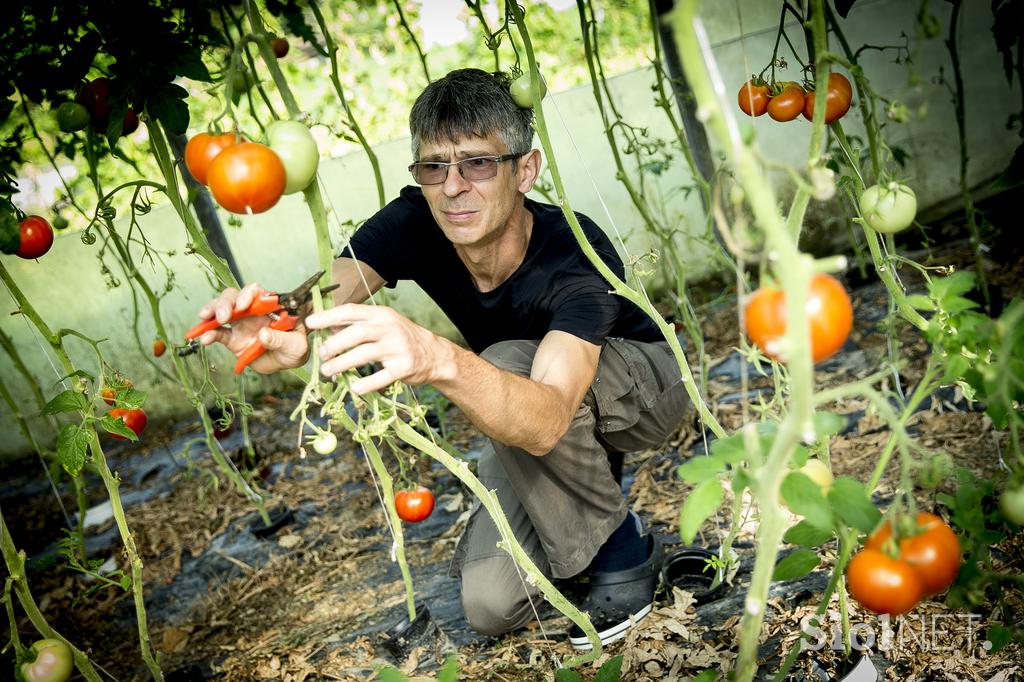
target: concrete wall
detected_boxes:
[1,0,1018,458]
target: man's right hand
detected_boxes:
[195,282,310,374]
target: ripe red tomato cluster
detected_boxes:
[72,77,139,136]
[744,273,853,364]
[847,512,962,616]
[395,486,435,523]
[738,72,852,124]
[184,120,319,215]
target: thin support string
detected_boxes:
[1,275,75,531]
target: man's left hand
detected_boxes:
[305,303,449,394]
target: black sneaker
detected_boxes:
[567,533,663,650]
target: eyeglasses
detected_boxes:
[408,153,525,185]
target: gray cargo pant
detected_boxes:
[448,337,692,636]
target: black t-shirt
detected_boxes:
[339,186,661,353]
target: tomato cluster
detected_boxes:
[744,273,853,364]
[737,72,852,124]
[69,77,139,136]
[184,121,319,214]
[847,512,961,616]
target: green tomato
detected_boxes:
[55,102,90,133]
[510,72,546,108]
[311,431,337,455]
[859,182,917,234]
[230,68,252,93]
[52,215,69,230]
[265,120,319,194]
[1000,485,1024,526]
[20,638,74,682]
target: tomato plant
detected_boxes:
[859,182,917,234]
[108,408,148,440]
[271,37,289,58]
[866,512,961,595]
[802,73,853,123]
[206,142,287,214]
[395,486,435,523]
[767,83,805,122]
[184,132,242,186]
[54,102,90,133]
[265,120,319,194]
[19,638,73,682]
[1000,485,1024,526]
[510,71,546,108]
[847,548,924,616]
[737,79,770,117]
[744,273,853,363]
[153,339,167,357]
[311,431,337,455]
[16,215,54,259]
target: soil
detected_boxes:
[2,229,1024,681]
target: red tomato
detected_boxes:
[865,512,961,596]
[802,73,853,123]
[108,408,148,440]
[744,273,853,363]
[77,77,112,127]
[153,339,167,357]
[17,216,55,259]
[206,142,287,214]
[737,80,771,117]
[271,37,290,58]
[122,108,139,135]
[847,548,924,616]
[395,486,435,523]
[768,83,805,122]
[184,132,243,186]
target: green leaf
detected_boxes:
[0,211,20,254]
[101,414,138,441]
[772,549,820,581]
[594,655,623,682]
[781,472,833,529]
[985,624,1010,653]
[169,47,213,82]
[436,655,459,682]
[709,433,749,464]
[827,478,882,533]
[42,389,89,415]
[784,520,834,546]
[374,666,408,682]
[677,456,726,484]
[118,388,147,410]
[555,669,583,682]
[692,670,719,682]
[905,294,935,311]
[679,478,723,544]
[56,424,90,477]
[813,411,847,439]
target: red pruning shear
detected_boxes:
[179,271,338,374]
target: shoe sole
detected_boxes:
[567,601,654,650]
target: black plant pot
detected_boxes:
[248,504,293,538]
[379,601,441,662]
[661,546,729,605]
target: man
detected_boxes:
[195,68,691,648]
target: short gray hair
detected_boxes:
[409,68,534,159]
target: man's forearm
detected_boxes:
[430,337,575,456]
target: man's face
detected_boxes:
[416,133,525,249]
